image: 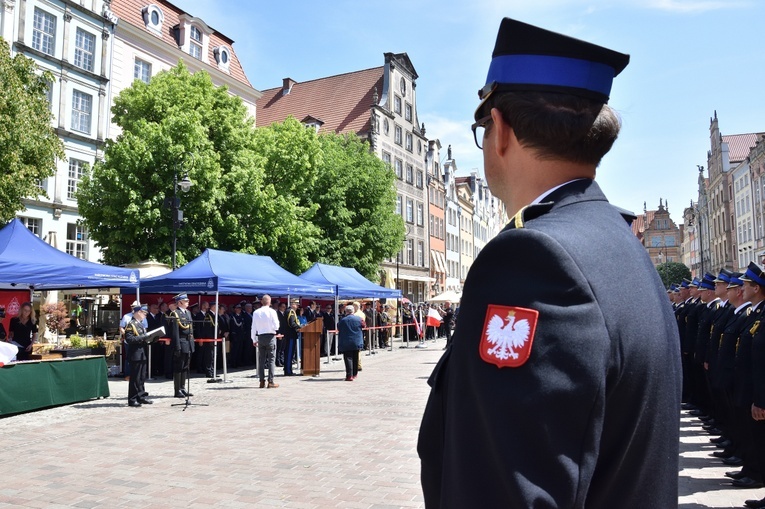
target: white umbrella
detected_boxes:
[429,290,461,303]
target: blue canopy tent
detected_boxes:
[299,263,402,356]
[140,249,335,297]
[298,263,401,299]
[0,219,140,290]
[139,249,335,381]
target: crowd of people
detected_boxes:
[119,294,458,405]
[671,265,765,508]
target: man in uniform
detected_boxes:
[169,293,195,398]
[284,299,301,376]
[124,303,152,407]
[418,18,681,508]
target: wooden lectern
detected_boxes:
[300,317,323,376]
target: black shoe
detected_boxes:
[689,409,706,416]
[174,391,186,398]
[181,390,193,397]
[725,470,747,480]
[715,439,733,449]
[712,450,734,458]
[128,400,142,407]
[732,477,763,488]
[723,456,745,466]
[710,436,728,444]
[138,398,153,405]
[699,415,715,423]
[745,497,765,508]
[682,402,697,410]
[705,427,724,435]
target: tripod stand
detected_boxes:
[171,368,208,411]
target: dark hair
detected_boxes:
[484,91,621,166]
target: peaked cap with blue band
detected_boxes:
[476,18,630,120]
[740,262,765,287]
[714,269,733,284]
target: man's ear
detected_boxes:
[490,107,511,157]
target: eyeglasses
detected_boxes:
[471,115,493,150]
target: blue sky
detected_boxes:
[177,0,763,223]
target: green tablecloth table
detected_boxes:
[0,356,110,416]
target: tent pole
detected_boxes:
[221,293,231,383]
[212,292,219,379]
[333,297,339,359]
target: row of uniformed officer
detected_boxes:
[673,264,765,507]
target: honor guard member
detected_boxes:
[693,273,720,416]
[712,272,750,467]
[728,263,765,488]
[125,303,152,407]
[417,18,681,508]
[169,293,195,398]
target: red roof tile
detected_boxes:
[111,0,253,88]
[255,67,384,134]
[631,210,656,240]
[723,133,763,163]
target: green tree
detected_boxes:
[78,62,257,265]
[0,37,65,222]
[656,261,691,289]
[311,131,403,279]
[78,67,403,276]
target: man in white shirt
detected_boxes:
[251,294,280,388]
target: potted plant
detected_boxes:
[41,302,70,346]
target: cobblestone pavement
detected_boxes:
[0,336,761,508]
[680,411,765,508]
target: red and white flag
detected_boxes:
[426,307,442,328]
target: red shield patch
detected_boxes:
[479,305,538,368]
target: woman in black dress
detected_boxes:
[8,302,38,361]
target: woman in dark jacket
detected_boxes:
[337,305,364,381]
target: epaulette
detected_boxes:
[509,202,554,229]
[612,205,637,226]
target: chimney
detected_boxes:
[282,78,296,96]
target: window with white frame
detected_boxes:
[396,195,402,216]
[394,95,402,115]
[418,241,424,266]
[405,132,413,152]
[67,159,86,199]
[134,58,152,83]
[405,103,412,122]
[66,223,87,259]
[32,8,56,56]
[394,125,402,145]
[416,170,423,188]
[142,4,164,34]
[71,90,92,134]
[382,151,391,167]
[417,202,424,226]
[74,28,96,72]
[406,164,413,184]
[213,46,230,71]
[189,26,203,60]
[407,239,414,265]
[394,158,403,179]
[406,198,414,223]
[19,217,41,237]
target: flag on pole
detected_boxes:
[414,310,423,338]
[427,307,442,328]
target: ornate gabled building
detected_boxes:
[0,0,258,262]
[443,156,461,292]
[256,52,431,302]
[2,0,117,260]
[633,200,682,266]
[426,140,446,296]
[704,111,761,271]
[455,176,475,284]
[109,0,261,137]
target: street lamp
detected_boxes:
[169,169,193,270]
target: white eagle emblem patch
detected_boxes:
[479,305,538,368]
